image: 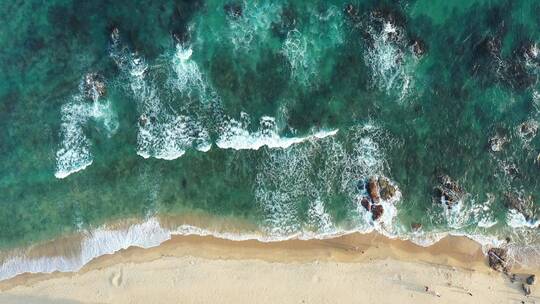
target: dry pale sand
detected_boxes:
[0,233,538,304]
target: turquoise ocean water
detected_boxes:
[0,0,539,279]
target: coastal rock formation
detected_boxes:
[224,2,243,19]
[522,283,531,296]
[517,120,538,141]
[361,197,371,211]
[139,114,148,127]
[487,247,508,271]
[526,274,536,285]
[410,39,426,57]
[378,177,397,200]
[368,177,380,203]
[358,176,399,221]
[488,134,508,152]
[371,205,384,221]
[83,72,106,101]
[433,175,463,209]
[504,192,536,222]
[411,223,422,231]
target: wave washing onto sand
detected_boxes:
[0,215,520,283]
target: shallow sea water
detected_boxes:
[0,0,539,278]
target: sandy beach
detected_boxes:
[0,232,538,304]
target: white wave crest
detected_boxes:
[217,114,338,150]
[110,37,212,160]
[363,21,415,100]
[0,219,170,282]
[55,86,118,179]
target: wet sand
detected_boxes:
[0,232,538,303]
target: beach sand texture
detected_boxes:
[0,234,538,303]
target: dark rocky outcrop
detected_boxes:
[522,283,531,296]
[504,192,536,222]
[411,222,422,231]
[410,39,426,57]
[358,176,399,221]
[361,197,371,211]
[139,114,148,127]
[371,205,384,221]
[488,134,508,152]
[518,120,538,141]
[83,72,106,100]
[378,177,397,201]
[368,177,380,203]
[526,274,536,285]
[487,247,508,271]
[433,175,463,209]
[224,2,243,19]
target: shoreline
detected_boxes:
[0,214,537,284]
[0,232,538,303]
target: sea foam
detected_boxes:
[0,215,516,283]
[55,82,118,179]
[217,114,338,150]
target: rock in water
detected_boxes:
[368,177,380,203]
[378,177,397,201]
[411,223,422,231]
[433,175,463,209]
[83,73,106,101]
[526,274,536,285]
[488,134,508,152]
[487,248,507,271]
[518,120,538,141]
[410,39,426,57]
[504,192,536,222]
[361,197,371,211]
[371,205,384,221]
[224,2,243,19]
[522,283,531,296]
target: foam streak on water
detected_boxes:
[55,83,118,179]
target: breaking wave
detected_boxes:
[55,79,118,179]
[0,215,525,283]
[217,114,338,150]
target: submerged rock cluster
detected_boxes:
[504,192,537,223]
[433,175,464,210]
[83,72,106,101]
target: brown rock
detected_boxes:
[360,197,371,211]
[411,223,422,231]
[411,39,426,57]
[504,192,536,222]
[378,177,397,201]
[371,205,384,221]
[487,248,507,271]
[368,177,380,203]
[433,175,463,209]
